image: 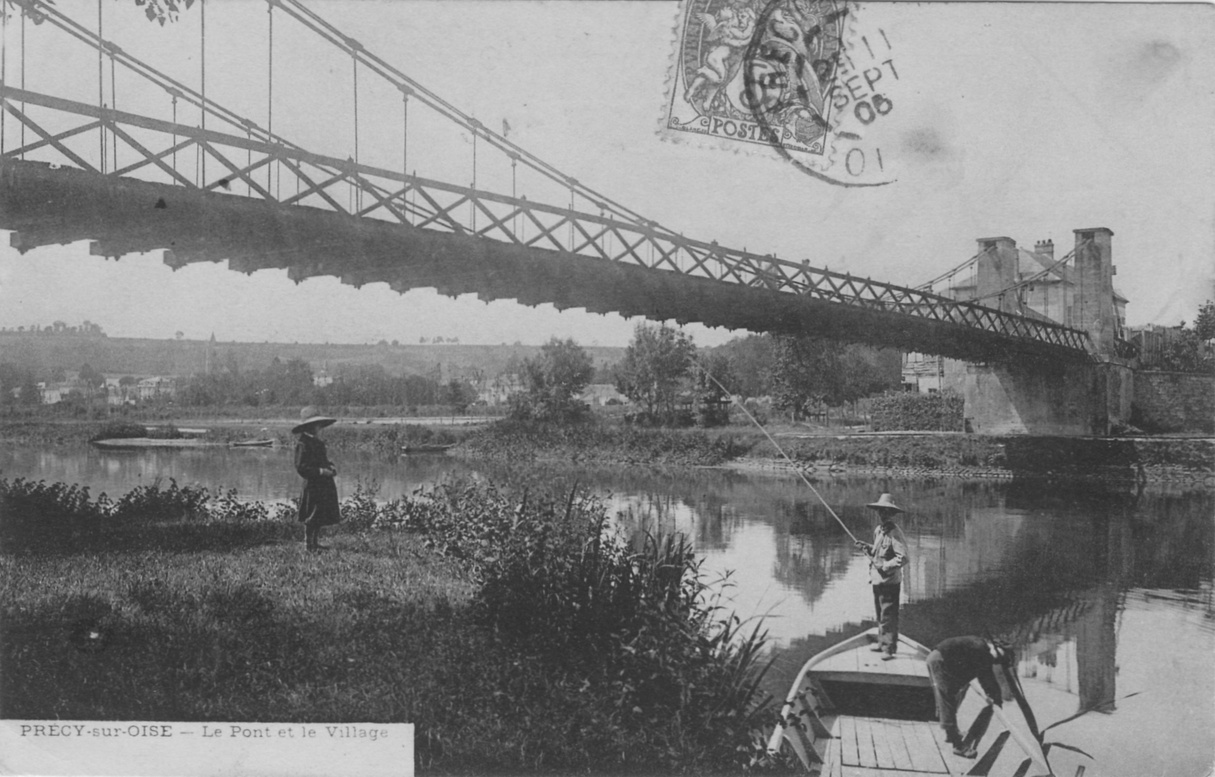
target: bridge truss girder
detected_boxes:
[1,157,1088,364]
[0,86,1091,362]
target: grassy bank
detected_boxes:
[457,419,762,467]
[459,420,1215,482]
[1,478,779,775]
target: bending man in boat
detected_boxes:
[853,493,908,660]
[926,636,1015,758]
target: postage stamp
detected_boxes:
[662,0,900,187]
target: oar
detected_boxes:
[1040,691,1143,736]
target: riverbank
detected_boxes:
[743,432,1215,484]
[0,477,777,775]
[4,417,1212,483]
[0,418,477,456]
[456,422,1215,483]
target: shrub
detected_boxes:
[870,391,964,432]
[0,478,293,553]
[400,478,778,773]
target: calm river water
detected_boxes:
[3,444,1213,777]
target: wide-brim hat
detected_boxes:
[292,406,337,434]
[989,638,1015,665]
[866,493,904,513]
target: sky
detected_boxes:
[0,1,1212,347]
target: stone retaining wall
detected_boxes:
[1132,371,1215,434]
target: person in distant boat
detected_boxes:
[853,493,908,660]
[292,407,342,552]
[926,636,1015,758]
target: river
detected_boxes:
[2,443,1212,777]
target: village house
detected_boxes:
[477,373,525,406]
[580,383,628,407]
[136,376,177,402]
[902,238,1127,393]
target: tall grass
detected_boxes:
[399,479,780,772]
[460,419,758,467]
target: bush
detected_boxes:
[459,419,756,467]
[0,478,291,553]
[393,478,778,773]
[870,391,964,432]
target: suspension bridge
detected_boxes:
[0,0,1134,433]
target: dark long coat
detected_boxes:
[294,432,341,527]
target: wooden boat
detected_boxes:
[767,628,1055,777]
[401,443,456,454]
[91,437,220,449]
[231,439,275,448]
[145,426,208,437]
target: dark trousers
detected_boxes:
[304,522,322,550]
[927,650,967,740]
[872,583,901,653]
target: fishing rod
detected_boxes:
[698,365,861,545]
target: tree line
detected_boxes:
[2,325,901,420]
[509,323,901,426]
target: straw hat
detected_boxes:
[292,406,337,434]
[989,638,1015,666]
[866,493,904,513]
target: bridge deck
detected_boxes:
[0,160,1090,363]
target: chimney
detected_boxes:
[1034,239,1054,261]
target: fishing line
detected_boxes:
[696,361,860,544]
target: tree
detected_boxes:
[444,379,478,414]
[1194,299,1215,342]
[710,334,775,398]
[695,351,736,426]
[78,363,104,388]
[614,323,696,425]
[770,336,837,420]
[0,362,29,406]
[1158,330,1214,374]
[18,376,41,406]
[512,337,594,422]
[769,337,896,421]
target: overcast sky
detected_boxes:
[1,1,1212,346]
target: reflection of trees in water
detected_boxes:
[765,478,1213,717]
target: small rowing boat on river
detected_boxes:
[231,439,275,448]
[91,438,221,450]
[401,443,455,454]
[767,628,1056,777]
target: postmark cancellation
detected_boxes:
[662,0,900,186]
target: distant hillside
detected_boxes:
[0,333,625,380]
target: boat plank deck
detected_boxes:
[823,735,843,777]
[840,766,929,777]
[854,717,878,768]
[902,719,949,774]
[839,716,861,768]
[778,629,1045,775]
[883,721,916,772]
[869,719,898,771]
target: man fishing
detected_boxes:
[853,493,908,660]
[926,636,1015,758]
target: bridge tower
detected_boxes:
[1074,228,1117,357]
[945,227,1133,435]
[975,236,1020,313]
